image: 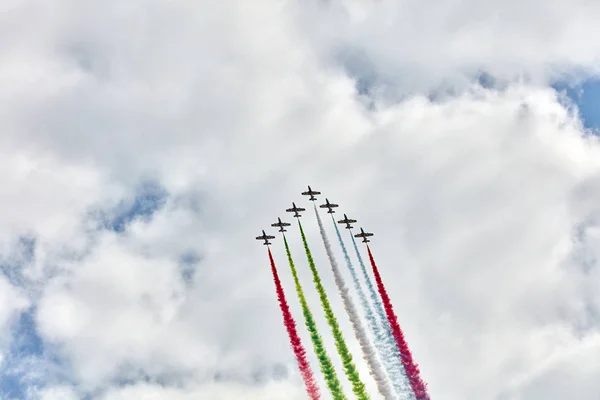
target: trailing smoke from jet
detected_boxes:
[335,215,413,399]
[314,206,396,400]
[298,220,370,400]
[256,186,431,399]
[367,245,430,400]
[267,248,321,400]
[282,235,348,400]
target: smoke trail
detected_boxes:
[267,248,321,400]
[333,216,411,399]
[283,236,348,400]
[314,207,396,400]
[366,246,430,400]
[298,220,370,400]
[350,234,414,399]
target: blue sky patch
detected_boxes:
[1,310,47,398]
[554,79,600,131]
[1,309,83,399]
[102,181,169,233]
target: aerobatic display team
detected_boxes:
[256,186,429,400]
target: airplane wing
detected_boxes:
[355,232,369,237]
[302,188,321,195]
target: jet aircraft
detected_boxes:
[301,186,321,201]
[354,227,374,243]
[319,198,339,214]
[256,230,275,246]
[271,217,291,232]
[337,214,357,229]
[286,202,305,218]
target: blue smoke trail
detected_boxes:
[331,216,395,388]
[348,228,415,399]
[318,209,395,400]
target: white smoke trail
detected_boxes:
[314,204,397,400]
[350,234,415,400]
[333,216,413,400]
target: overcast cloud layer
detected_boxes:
[2,0,600,399]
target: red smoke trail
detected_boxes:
[268,248,321,400]
[366,246,430,400]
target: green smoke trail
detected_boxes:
[298,221,371,400]
[283,235,348,400]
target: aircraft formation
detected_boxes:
[255,186,430,400]
[256,186,374,247]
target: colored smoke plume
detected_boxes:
[366,246,430,400]
[298,220,370,400]
[267,248,321,399]
[282,236,348,400]
[314,207,395,400]
[334,216,413,398]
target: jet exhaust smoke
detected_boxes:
[349,234,414,399]
[314,207,396,400]
[267,248,321,400]
[298,220,370,400]
[283,236,348,400]
[366,246,430,400]
[333,216,413,399]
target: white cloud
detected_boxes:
[98,381,306,400]
[293,0,600,96]
[33,385,78,400]
[1,1,600,399]
[497,331,600,398]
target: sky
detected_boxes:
[2,0,600,399]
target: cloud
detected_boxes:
[97,381,306,400]
[32,385,78,400]
[1,1,600,399]
[293,0,600,96]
